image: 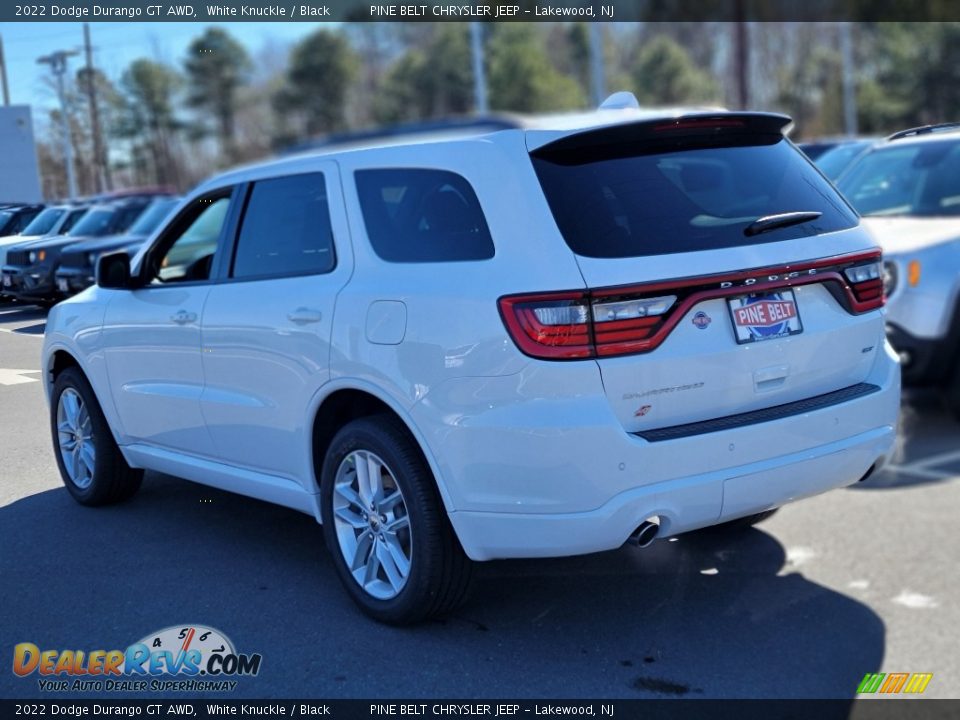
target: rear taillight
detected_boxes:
[843,261,884,307]
[498,293,592,359]
[499,250,885,361]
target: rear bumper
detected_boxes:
[450,425,893,560]
[418,341,900,561]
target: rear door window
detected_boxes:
[231,173,335,280]
[355,168,494,262]
[532,134,858,258]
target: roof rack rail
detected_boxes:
[281,115,525,156]
[887,122,960,141]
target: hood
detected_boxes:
[13,234,98,252]
[0,233,44,247]
[861,216,960,256]
[62,233,147,254]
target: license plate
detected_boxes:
[57,278,69,292]
[727,289,803,344]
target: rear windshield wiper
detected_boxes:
[743,211,823,237]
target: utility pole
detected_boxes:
[37,50,79,199]
[0,34,10,105]
[733,2,750,109]
[840,22,858,137]
[470,22,488,114]
[589,23,607,106]
[83,23,109,192]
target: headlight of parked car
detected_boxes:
[88,252,98,267]
[883,261,897,297]
[28,250,46,264]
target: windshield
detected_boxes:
[0,211,13,232]
[21,208,65,236]
[814,141,872,181]
[533,135,858,258]
[68,205,144,237]
[838,139,960,217]
[127,199,178,236]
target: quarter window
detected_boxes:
[355,168,494,262]
[232,173,335,279]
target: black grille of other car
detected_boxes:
[6,249,30,266]
[60,249,88,268]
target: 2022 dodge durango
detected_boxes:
[42,104,900,624]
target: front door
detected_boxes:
[102,190,236,456]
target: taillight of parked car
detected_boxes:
[499,250,885,360]
[882,261,898,297]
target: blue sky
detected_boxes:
[0,22,325,112]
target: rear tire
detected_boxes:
[50,367,143,506]
[945,366,960,422]
[319,414,473,625]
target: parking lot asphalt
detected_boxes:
[0,301,957,700]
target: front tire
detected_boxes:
[320,415,472,624]
[51,366,143,505]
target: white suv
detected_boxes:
[837,124,960,417]
[42,106,900,623]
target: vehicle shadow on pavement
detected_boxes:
[0,474,884,701]
[6,321,45,336]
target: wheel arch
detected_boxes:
[46,347,83,398]
[308,381,456,517]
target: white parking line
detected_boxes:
[0,305,39,315]
[0,327,43,339]
[885,464,956,481]
[898,448,960,470]
[0,368,40,385]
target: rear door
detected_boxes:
[528,117,886,433]
[199,165,352,485]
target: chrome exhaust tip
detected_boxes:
[627,516,661,549]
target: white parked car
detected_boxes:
[837,124,960,417]
[42,102,900,623]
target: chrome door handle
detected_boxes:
[171,310,197,324]
[287,307,323,324]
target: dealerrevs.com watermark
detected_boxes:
[12,625,262,693]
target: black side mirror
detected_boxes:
[96,251,132,289]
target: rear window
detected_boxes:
[355,168,494,263]
[532,134,858,258]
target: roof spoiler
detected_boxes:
[532,112,793,155]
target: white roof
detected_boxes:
[195,97,734,192]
